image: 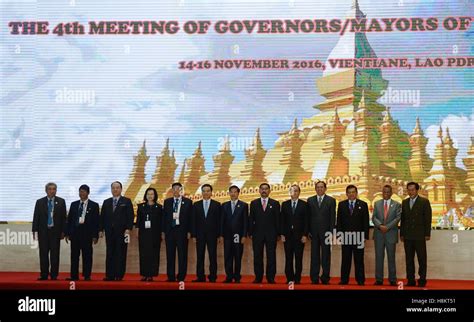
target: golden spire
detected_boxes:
[463,137,474,195]
[183,142,206,194]
[322,108,348,178]
[409,117,433,182]
[240,128,267,188]
[150,138,178,195]
[280,118,311,183]
[208,135,235,191]
[123,140,150,199]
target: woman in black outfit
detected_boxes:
[136,187,163,281]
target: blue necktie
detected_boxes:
[113,198,118,211]
[349,201,354,215]
[47,199,53,226]
[172,199,179,227]
[77,202,84,226]
[204,200,209,218]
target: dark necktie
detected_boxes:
[47,199,53,226]
[77,202,84,226]
[349,201,354,215]
[172,199,179,227]
[318,196,322,207]
[292,201,296,215]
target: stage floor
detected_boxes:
[0,272,472,290]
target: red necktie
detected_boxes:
[384,201,388,222]
[262,199,267,211]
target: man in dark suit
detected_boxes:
[65,185,99,281]
[372,185,401,286]
[336,185,370,285]
[307,180,336,284]
[280,184,309,284]
[220,185,248,283]
[32,182,67,280]
[191,184,221,283]
[163,182,193,282]
[400,182,432,287]
[249,183,281,284]
[99,181,134,281]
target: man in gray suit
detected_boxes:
[307,181,336,284]
[372,185,401,286]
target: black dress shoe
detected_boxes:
[338,281,348,285]
[234,280,240,284]
[37,277,48,281]
[357,282,365,286]
[192,278,205,282]
[252,279,262,284]
[140,277,147,281]
[311,280,319,285]
[406,280,416,286]
[66,277,79,281]
[321,280,329,285]
[223,279,233,283]
[84,277,91,281]
[374,281,383,286]
[417,281,427,287]
[294,281,301,285]
[50,276,58,281]
[103,277,114,281]
[208,279,216,283]
[147,277,154,282]
[389,281,397,286]
[115,277,123,281]
[165,279,176,282]
[267,280,276,284]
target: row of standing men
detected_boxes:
[32,180,431,286]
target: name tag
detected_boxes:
[145,220,151,229]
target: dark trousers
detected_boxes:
[340,244,365,284]
[224,237,244,281]
[283,235,305,283]
[404,239,427,283]
[165,228,188,281]
[38,229,61,278]
[105,232,128,279]
[310,233,331,283]
[70,225,93,279]
[252,237,276,282]
[196,234,217,281]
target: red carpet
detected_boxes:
[0,272,472,290]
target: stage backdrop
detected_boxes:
[0,0,473,229]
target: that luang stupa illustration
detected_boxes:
[123,1,474,229]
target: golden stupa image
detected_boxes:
[123,1,473,229]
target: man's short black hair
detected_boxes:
[111,181,122,189]
[383,184,393,191]
[171,182,183,189]
[201,184,213,192]
[346,184,358,193]
[79,184,90,194]
[229,185,240,193]
[259,183,270,189]
[315,181,327,189]
[407,182,420,190]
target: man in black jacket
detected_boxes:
[163,182,193,282]
[336,185,370,286]
[32,182,67,280]
[400,181,432,287]
[65,184,99,281]
[249,183,281,284]
[99,181,134,281]
[220,185,248,283]
[191,184,221,283]
[307,180,336,284]
[280,184,309,284]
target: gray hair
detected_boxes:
[44,182,57,192]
